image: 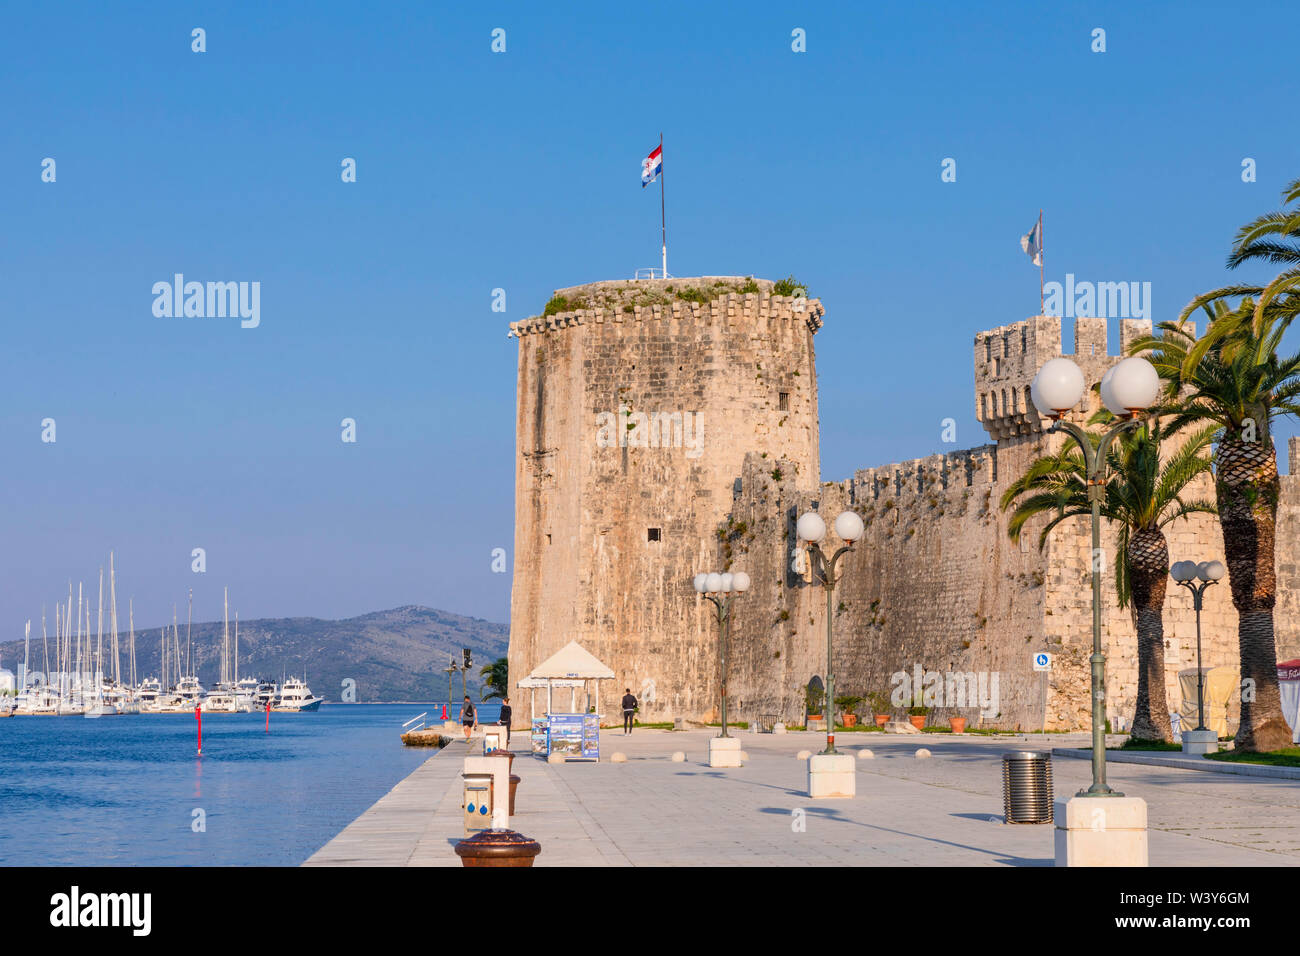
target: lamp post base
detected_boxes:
[708,735,743,768]
[1054,796,1148,867]
[1181,728,1219,755]
[807,753,856,798]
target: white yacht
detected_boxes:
[234,677,260,711]
[255,680,278,708]
[273,677,322,712]
[136,677,163,712]
[201,684,238,712]
[162,676,205,712]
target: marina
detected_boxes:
[4,555,323,718]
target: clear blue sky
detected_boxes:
[3,1,1297,634]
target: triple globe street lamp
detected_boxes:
[1030,354,1161,797]
[795,508,865,756]
[693,570,751,738]
[1170,559,1226,733]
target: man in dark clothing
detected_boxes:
[621,688,637,735]
[460,695,476,741]
[499,697,513,746]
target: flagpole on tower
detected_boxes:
[1038,209,1044,315]
[660,133,667,278]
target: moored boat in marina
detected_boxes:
[273,677,322,712]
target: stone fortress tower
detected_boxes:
[508,279,1300,730]
[506,278,824,720]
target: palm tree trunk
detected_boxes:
[1128,529,1173,743]
[1216,438,1292,752]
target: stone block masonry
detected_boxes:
[507,278,1300,731]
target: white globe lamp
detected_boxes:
[797,512,826,544]
[1030,358,1086,416]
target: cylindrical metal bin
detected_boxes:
[1001,751,1053,823]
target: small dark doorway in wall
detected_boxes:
[647,527,662,542]
[778,390,790,411]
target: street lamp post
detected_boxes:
[445,657,459,711]
[796,509,865,756]
[1030,355,1161,798]
[693,570,751,738]
[1170,560,1226,731]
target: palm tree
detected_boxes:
[1131,311,1300,750]
[1002,418,1216,742]
[479,656,508,701]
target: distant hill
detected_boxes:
[0,605,508,703]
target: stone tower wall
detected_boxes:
[507,279,823,722]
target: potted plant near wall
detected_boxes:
[868,692,891,726]
[907,688,930,730]
[836,695,862,728]
[949,714,967,734]
[805,686,825,725]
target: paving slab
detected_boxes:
[304,729,1300,866]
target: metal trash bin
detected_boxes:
[1001,751,1053,824]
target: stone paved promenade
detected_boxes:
[304,728,1300,866]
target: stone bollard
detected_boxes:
[708,736,743,768]
[916,748,932,759]
[1054,796,1149,867]
[796,749,812,760]
[610,752,627,763]
[808,753,857,798]
[857,749,874,759]
[671,751,686,762]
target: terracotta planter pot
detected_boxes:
[808,715,823,722]
[842,714,858,727]
[949,717,967,734]
[908,715,926,730]
[874,714,889,727]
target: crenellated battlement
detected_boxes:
[974,315,1156,441]
[837,445,1000,506]
[507,277,824,338]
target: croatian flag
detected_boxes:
[641,144,662,187]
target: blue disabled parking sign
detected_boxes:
[1033,652,1052,671]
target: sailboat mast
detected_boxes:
[23,619,30,689]
[234,611,239,684]
[223,587,229,687]
[186,589,193,677]
[97,568,104,688]
[41,608,49,686]
[109,553,120,685]
[128,599,137,689]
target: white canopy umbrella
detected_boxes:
[525,641,616,716]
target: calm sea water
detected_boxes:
[0,702,501,866]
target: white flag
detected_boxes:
[1020,218,1043,267]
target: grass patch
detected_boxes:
[1206,747,1300,768]
[705,721,750,729]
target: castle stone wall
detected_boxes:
[508,281,1300,733]
[507,279,823,722]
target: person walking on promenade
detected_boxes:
[621,688,637,736]
[499,697,513,746]
[460,694,476,741]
